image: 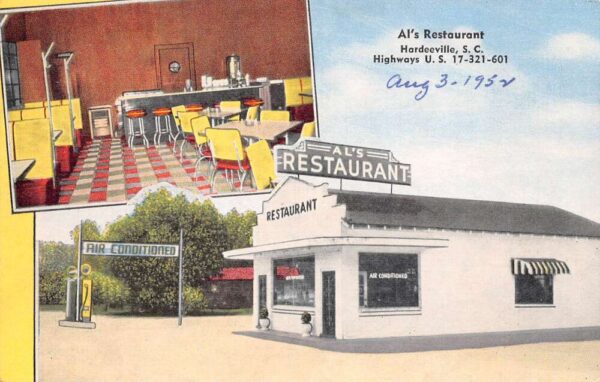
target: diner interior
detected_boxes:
[1,0,316,209]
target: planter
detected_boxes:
[259,318,270,331]
[301,323,312,337]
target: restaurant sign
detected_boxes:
[82,241,179,257]
[275,140,411,185]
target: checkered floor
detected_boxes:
[57,138,255,205]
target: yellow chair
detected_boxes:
[170,105,187,147]
[175,110,201,156]
[284,78,303,108]
[190,116,212,179]
[205,128,250,192]
[246,139,276,190]
[245,106,259,121]
[260,110,290,122]
[301,121,316,138]
[12,119,55,181]
[219,100,241,121]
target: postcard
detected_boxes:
[0,1,599,381]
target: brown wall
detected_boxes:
[4,14,26,42]
[15,0,311,136]
[16,40,46,103]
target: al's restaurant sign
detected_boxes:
[275,140,411,185]
[82,241,179,257]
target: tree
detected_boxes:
[105,190,230,313]
[223,209,257,250]
[70,219,106,272]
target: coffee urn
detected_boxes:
[226,54,242,87]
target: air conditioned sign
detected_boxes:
[82,241,179,257]
[275,140,411,185]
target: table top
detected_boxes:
[11,159,35,182]
[53,130,62,141]
[201,108,242,120]
[217,120,302,142]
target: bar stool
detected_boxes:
[152,107,172,146]
[126,109,149,148]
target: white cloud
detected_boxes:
[315,28,600,222]
[530,101,600,132]
[538,33,600,61]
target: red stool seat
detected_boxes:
[126,109,146,118]
[185,104,203,112]
[153,107,172,116]
[242,98,264,107]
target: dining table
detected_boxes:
[11,159,36,182]
[216,120,303,144]
[201,108,243,126]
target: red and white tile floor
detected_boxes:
[57,138,254,205]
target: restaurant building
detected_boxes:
[224,177,600,339]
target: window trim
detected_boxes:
[358,252,421,312]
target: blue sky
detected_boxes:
[309,0,600,221]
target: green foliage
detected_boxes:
[39,271,66,305]
[259,307,269,319]
[105,190,231,313]
[223,209,257,249]
[89,272,130,309]
[39,241,74,274]
[301,311,312,324]
[184,286,207,314]
[70,220,108,272]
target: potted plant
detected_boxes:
[300,311,312,337]
[258,308,270,330]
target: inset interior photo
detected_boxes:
[1,0,316,212]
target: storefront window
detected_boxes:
[273,256,315,307]
[515,275,553,304]
[359,253,419,309]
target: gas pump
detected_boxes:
[59,263,96,329]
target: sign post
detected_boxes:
[178,228,184,326]
[60,235,183,329]
[75,220,83,322]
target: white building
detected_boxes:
[224,178,600,339]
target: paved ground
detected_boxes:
[40,312,600,382]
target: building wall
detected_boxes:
[252,229,600,339]
[12,0,311,135]
[338,229,600,339]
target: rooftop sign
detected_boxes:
[275,140,411,185]
[82,241,179,257]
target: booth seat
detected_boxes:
[9,104,77,174]
[11,119,57,206]
[21,98,85,147]
[283,76,314,123]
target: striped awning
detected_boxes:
[512,258,570,275]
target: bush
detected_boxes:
[89,272,131,310]
[184,286,207,315]
[301,311,312,324]
[259,308,269,319]
[39,271,67,305]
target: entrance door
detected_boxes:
[258,275,267,311]
[322,271,336,337]
[154,43,195,93]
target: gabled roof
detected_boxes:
[330,190,600,238]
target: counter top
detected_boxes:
[120,83,268,101]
